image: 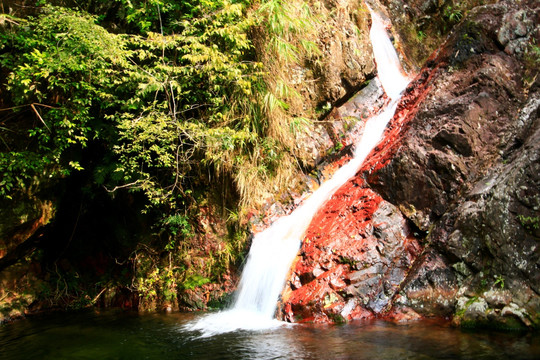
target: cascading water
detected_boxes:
[187,7,410,338]
[368,7,410,101]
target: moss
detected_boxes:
[207,292,234,311]
[455,296,479,317]
[327,311,347,325]
[398,20,444,69]
[459,316,529,332]
[338,256,357,268]
[449,21,487,68]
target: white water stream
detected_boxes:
[187,7,410,338]
[368,8,411,100]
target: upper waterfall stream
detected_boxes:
[369,9,410,100]
[187,8,411,338]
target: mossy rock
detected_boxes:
[458,316,529,332]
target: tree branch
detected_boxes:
[103,180,142,193]
[30,103,51,132]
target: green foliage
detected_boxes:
[327,311,346,325]
[103,0,287,210]
[182,274,211,290]
[1,6,125,196]
[110,0,179,34]
[443,6,463,24]
[164,214,192,237]
[133,251,183,304]
[493,275,505,289]
[517,215,540,231]
[0,1,282,211]
[529,44,540,64]
[0,152,47,199]
[290,117,311,135]
[258,0,320,61]
[338,255,357,268]
[456,296,479,317]
[524,41,539,87]
[0,0,320,310]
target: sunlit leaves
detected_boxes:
[0,0,293,214]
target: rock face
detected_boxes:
[303,0,376,105]
[368,0,540,329]
[269,0,379,169]
[277,70,430,323]
[279,182,423,323]
[279,0,540,329]
[0,193,55,321]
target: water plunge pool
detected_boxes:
[1,310,538,359]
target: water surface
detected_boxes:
[1,310,539,359]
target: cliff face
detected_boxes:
[279,0,540,329]
[0,0,378,322]
[369,0,540,328]
[302,0,376,105]
[370,2,540,326]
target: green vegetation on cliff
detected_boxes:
[2,2,260,207]
[0,0,324,315]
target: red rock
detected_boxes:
[384,306,423,322]
[278,170,423,322]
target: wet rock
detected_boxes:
[278,172,423,322]
[316,0,376,103]
[456,296,489,323]
[497,8,538,56]
[338,77,386,122]
[363,0,540,329]
[396,250,458,317]
[271,0,540,330]
[0,196,54,262]
[483,289,512,309]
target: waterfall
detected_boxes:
[187,7,410,338]
[368,7,410,100]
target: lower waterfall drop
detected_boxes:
[187,6,411,338]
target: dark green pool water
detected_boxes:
[1,310,539,359]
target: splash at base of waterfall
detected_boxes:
[186,310,290,338]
